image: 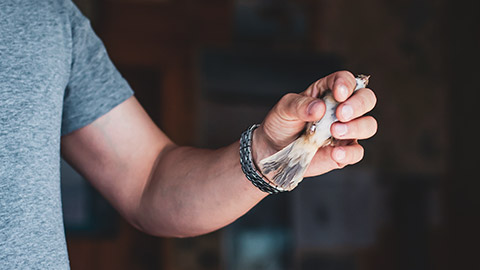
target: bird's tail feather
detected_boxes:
[260,138,317,191]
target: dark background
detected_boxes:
[61,0,480,269]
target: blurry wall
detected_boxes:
[63,0,480,269]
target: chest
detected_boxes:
[0,2,72,157]
[0,2,71,126]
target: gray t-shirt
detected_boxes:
[0,0,134,268]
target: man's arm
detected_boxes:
[61,71,377,237]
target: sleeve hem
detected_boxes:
[61,91,134,136]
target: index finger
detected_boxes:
[303,70,356,102]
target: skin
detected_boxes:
[61,70,377,238]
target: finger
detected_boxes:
[274,93,326,123]
[262,93,326,148]
[304,71,356,101]
[305,143,364,176]
[336,88,377,122]
[331,116,378,140]
[331,144,365,167]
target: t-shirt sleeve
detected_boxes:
[61,2,134,136]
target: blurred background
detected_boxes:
[61,0,479,269]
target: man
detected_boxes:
[0,0,377,268]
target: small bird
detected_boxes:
[260,75,370,191]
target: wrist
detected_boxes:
[239,124,285,194]
[250,124,278,168]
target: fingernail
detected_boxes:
[342,104,353,120]
[334,148,346,161]
[338,84,349,100]
[334,123,348,137]
[307,100,321,116]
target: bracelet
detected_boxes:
[239,124,284,194]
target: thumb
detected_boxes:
[275,93,326,123]
[261,93,325,148]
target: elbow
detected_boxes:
[137,223,220,239]
[158,230,213,239]
[131,211,222,239]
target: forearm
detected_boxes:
[136,140,267,237]
[61,97,269,238]
[62,72,377,239]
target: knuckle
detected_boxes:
[369,116,378,135]
[311,78,327,96]
[303,82,316,96]
[334,72,356,90]
[355,146,365,163]
[357,96,368,111]
[352,89,375,115]
[279,93,296,104]
[345,145,363,165]
[346,99,366,119]
[345,122,358,137]
[277,93,308,120]
[363,88,377,110]
[360,116,377,136]
[277,93,295,111]
[313,79,323,90]
[336,70,355,80]
[362,88,377,111]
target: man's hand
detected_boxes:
[253,70,377,177]
[61,70,377,238]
